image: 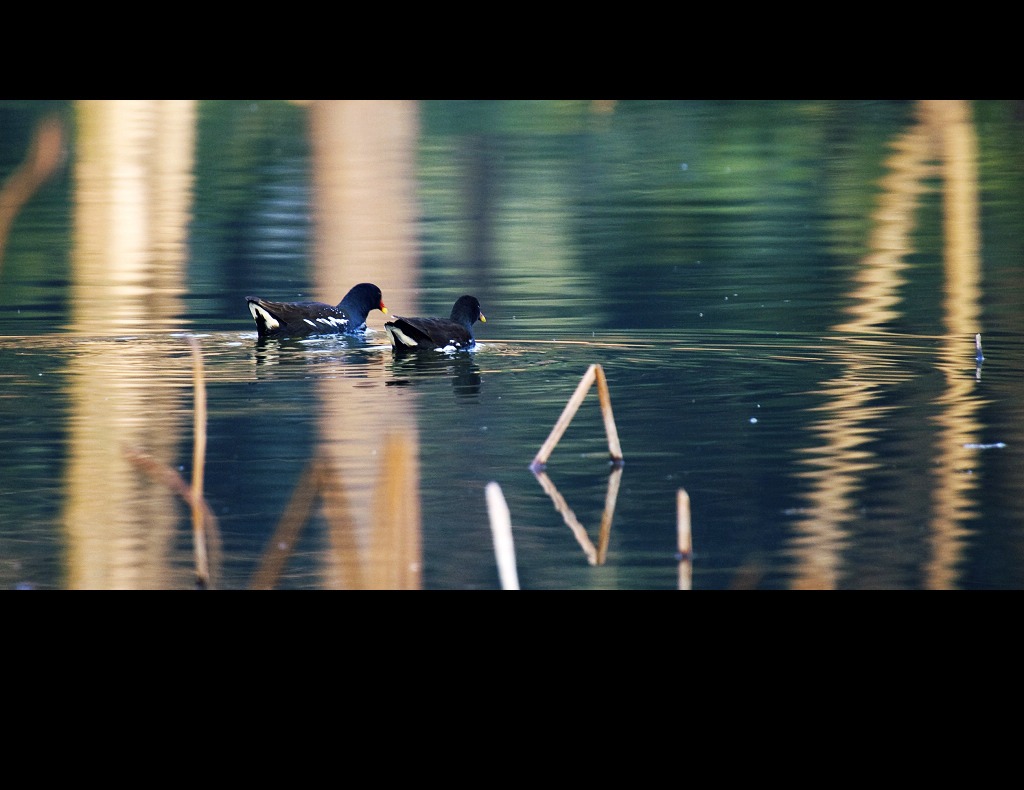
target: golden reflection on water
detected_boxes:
[41,99,1000,588]
[60,100,424,588]
[309,101,422,589]
[63,337,195,589]
[63,100,196,589]
[789,100,984,589]
[241,101,424,589]
[927,99,984,589]
[247,434,420,590]
[70,100,194,334]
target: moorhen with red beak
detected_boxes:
[246,282,387,339]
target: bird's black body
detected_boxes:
[384,295,485,352]
[246,283,387,339]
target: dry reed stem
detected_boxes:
[531,364,596,469]
[593,365,623,462]
[677,487,692,591]
[676,488,691,558]
[252,439,423,590]
[530,364,623,471]
[250,453,371,590]
[122,446,221,588]
[185,335,210,588]
[248,458,322,590]
[485,482,520,589]
[0,114,64,273]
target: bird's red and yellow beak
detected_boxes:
[380,300,388,315]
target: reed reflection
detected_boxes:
[532,466,622,565]
[63,100,197,588]
[0,113,65,273]
[789,100,985,589]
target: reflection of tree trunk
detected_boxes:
[790,100,984,590]
[924,100,981,339]
[308,100,420,313]
[832,117,934,335]
[922,100,983,589]
[792,108,935,589]
[63,101,196,588]
[70,101,193,334]
[307,100,422,589]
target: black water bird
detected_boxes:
[246,283,387,339]
[384,295,486,351]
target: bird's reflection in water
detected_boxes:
[246,334,482,395]
[386,349,482,397]
[250,335,381,372]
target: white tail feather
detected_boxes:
[385,324,419,347]
[249,303,280,330]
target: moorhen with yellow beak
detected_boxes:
[384,295,485,351]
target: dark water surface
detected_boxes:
[1,100,1023,589]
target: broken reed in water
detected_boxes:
[122,336,217,589]
[677,488,692,591]
[248,457,323,591]
[676,488,692,559]
[250,436,422,590]
[486,482,520,590]
[530,363,623,471]
[123,445,221,587]
[486,477,692,589]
